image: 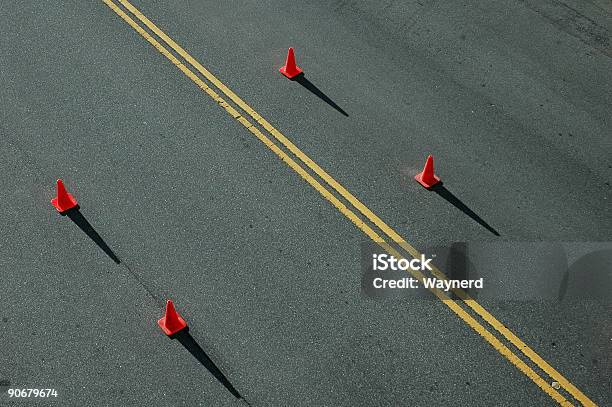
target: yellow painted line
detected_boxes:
[102,1,592,405]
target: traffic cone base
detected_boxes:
[51,179,78,213]
[158,300,188,336]
[279,47,303,79]
[414,172,440,189]
[279,64,303,79]
[414,155,441,189]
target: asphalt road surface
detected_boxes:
[1,1,611,406]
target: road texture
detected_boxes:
[1,0,611,406]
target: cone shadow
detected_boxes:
[64,207,121,264]
[293,74,348,117]
[173,329,244,401]
[430,183,500,236]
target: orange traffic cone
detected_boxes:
[279,47,303,79]
[158,300,188,336]
[414,155,440,188]
[51,179,78,213]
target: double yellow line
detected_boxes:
[102,1,596,405]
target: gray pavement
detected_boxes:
[0,1,611,406]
